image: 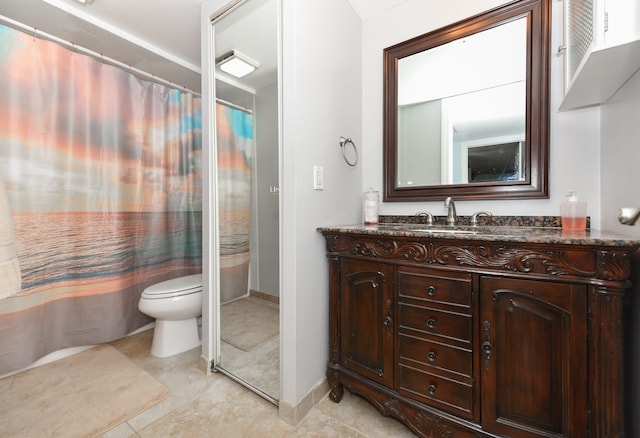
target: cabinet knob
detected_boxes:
[428,384,437,396]
[383,316,392,327]
[427,285,436,296]
[427,351,436,362]
[426,318,437,329]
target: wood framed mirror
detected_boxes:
[383,0,550,201]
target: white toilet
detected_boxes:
[138,274,203,358]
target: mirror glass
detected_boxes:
[213,0,280,403]
[384,0,549,201]
[397,18,526,187]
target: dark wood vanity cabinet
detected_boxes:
[479,277,588,437]
[322,229,636,437]
[396,266,476,422]
[339,258,394,387]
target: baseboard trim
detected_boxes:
[250,289,279,304]
[278,378,330,426]
[198,354,213,374]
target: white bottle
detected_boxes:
[362,188,379,225]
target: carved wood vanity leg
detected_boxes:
[328,373,344,403]
[590,285,627,437]
[327,253,341,364]
[327,250,343,402]
[326,363,343,402]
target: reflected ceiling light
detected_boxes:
[73,0,95,4]
[216,50,260,78]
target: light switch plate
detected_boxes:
[313,165,324,190]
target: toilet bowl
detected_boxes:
[138,274,203,358]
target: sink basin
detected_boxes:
[414,228,477,235]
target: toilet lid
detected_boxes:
[141,274,202,299]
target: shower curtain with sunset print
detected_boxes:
[0,24,202,375]
[216,102,253,304]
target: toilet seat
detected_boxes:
[141,274,202,299]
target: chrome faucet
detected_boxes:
[471,211,492,226]
[444,197,457,225]
[415,211,434,225]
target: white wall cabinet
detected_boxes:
[560,0,640,110]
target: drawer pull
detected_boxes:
[428,384,437,396]
[427,351,436,362]
[427,285,436,296]
[426,318,437,329]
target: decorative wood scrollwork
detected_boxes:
[434,245,530,271]
[329,234,614,278]
[380,397,407,421]
[363,393,459,438]
[434,245,597,277]
[369,392,462,438]
[413,411,455,438]
[352,239,431,263]
[597,250,631,281]
[353,239,399,258]
[325,234,339,252]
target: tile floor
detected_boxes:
[219,296,280,400]
[219,336,280,400]
[103,329,416,437]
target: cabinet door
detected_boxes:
[479,276,588,437]
[340,258,394,387]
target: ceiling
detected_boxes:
[0,0,406,94]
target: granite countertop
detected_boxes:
[318,222,640,248]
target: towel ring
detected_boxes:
[339,136,358,167]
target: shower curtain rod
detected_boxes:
[215,97,253,114]
[0,15,200,96]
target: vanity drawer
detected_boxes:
[399,333,472,378]
[398,267,472,309]
[399,364,474,420]
[399,302,472,345]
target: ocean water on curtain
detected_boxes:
[0,23,203,374]
[219,210,250,263]
[13,211,201,293]
[216,102,253,302]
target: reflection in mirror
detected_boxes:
[397,18,526,187]
[384,0,549,201]
[213,0,280,404]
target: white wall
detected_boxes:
[252,82,280,297]
[600,70,640,436]
[601,69,640,236]
[361,0,602,228]
[281,0,362,404]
